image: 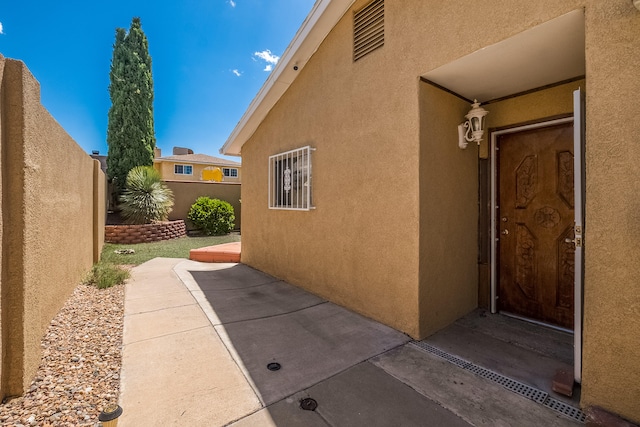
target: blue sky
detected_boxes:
[0,0,315,160]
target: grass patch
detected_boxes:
[84,262,130,289]
[100,233,241,266]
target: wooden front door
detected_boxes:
[497,122,575,329]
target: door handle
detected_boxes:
[501,229,509,235]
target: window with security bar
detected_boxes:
[269,146,314,210]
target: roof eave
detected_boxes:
[220,0,355,156]
[154,158,241,167]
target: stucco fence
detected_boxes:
[163,180,242,231]
[105,220,187,244]
[0,55,107,400]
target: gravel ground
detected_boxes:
[0,282,125,427]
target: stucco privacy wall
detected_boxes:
[238,1,639,420]
[0,56,106,400]
[163,181,242,230]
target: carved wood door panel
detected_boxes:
[497,122,574,329]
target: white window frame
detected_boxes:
[174,164,193,175]
[269,146,314,210]
[223,167,238,177]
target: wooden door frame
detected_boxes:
[490,116,586,382]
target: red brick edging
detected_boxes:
[105,220,186,244]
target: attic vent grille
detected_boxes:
[354,0,384,61]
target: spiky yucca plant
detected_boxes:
[120,166,174,224]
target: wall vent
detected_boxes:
[354,0,384,61]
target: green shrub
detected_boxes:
[188,197,235,235]
[84,262,130,289]
[120,166,174,224]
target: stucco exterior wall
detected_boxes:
[418,84,478,337]
[482,80,584,158]
[579,3,640,421]
[162,181,242,230]
[238,1,640,421]
[0,56,105,400]
[241,0,422,337]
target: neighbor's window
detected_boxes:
[223,168,238,177]
[269,146,314,210]
[174,164,193,175]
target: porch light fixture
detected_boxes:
[458,99,489,149]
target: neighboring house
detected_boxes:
[221,0,640,423]
[153,147,242,229]
[153,147,241,183]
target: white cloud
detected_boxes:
[0,22,4,35]
[253,49,279,72]
[232,69,242,77]
[254,49,279,64]
[229,0,236,7]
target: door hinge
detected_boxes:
[574,224,583,247]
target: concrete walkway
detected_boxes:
[118,258,582,426]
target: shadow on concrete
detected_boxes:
[170,262,583,427]
[423,308,581,406]
[183,264,477,427]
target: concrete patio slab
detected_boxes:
[119,327,261,427]
[190,280,325,325]
[305,361,471,427]
[370,345,581,427]
[119,258,586,427]
[125,258,186,300]
[181,262,278,291]
[455,309,574,364]
[424,322,574,398]
[230,362,472,427]
[213,302,410,405]
[124,290,194,315]
[123,304,211,344]
[228,391,330,427]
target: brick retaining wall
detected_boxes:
[105,220,186,244]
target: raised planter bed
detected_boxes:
[105,220,186,244]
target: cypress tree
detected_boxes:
[107,17,155,193]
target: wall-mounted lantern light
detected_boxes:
[458,99,489,149]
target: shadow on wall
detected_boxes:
[185,264,413,425]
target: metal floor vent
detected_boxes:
[410,341,587,423]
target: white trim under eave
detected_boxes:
[220,0,355,157]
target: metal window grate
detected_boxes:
[410,341,587,423]
[354,0,384,61]
[269,146,314,210]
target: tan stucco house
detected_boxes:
[154,146,241,183]
[220,0,640,422]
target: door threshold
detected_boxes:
[500,311,574,334]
